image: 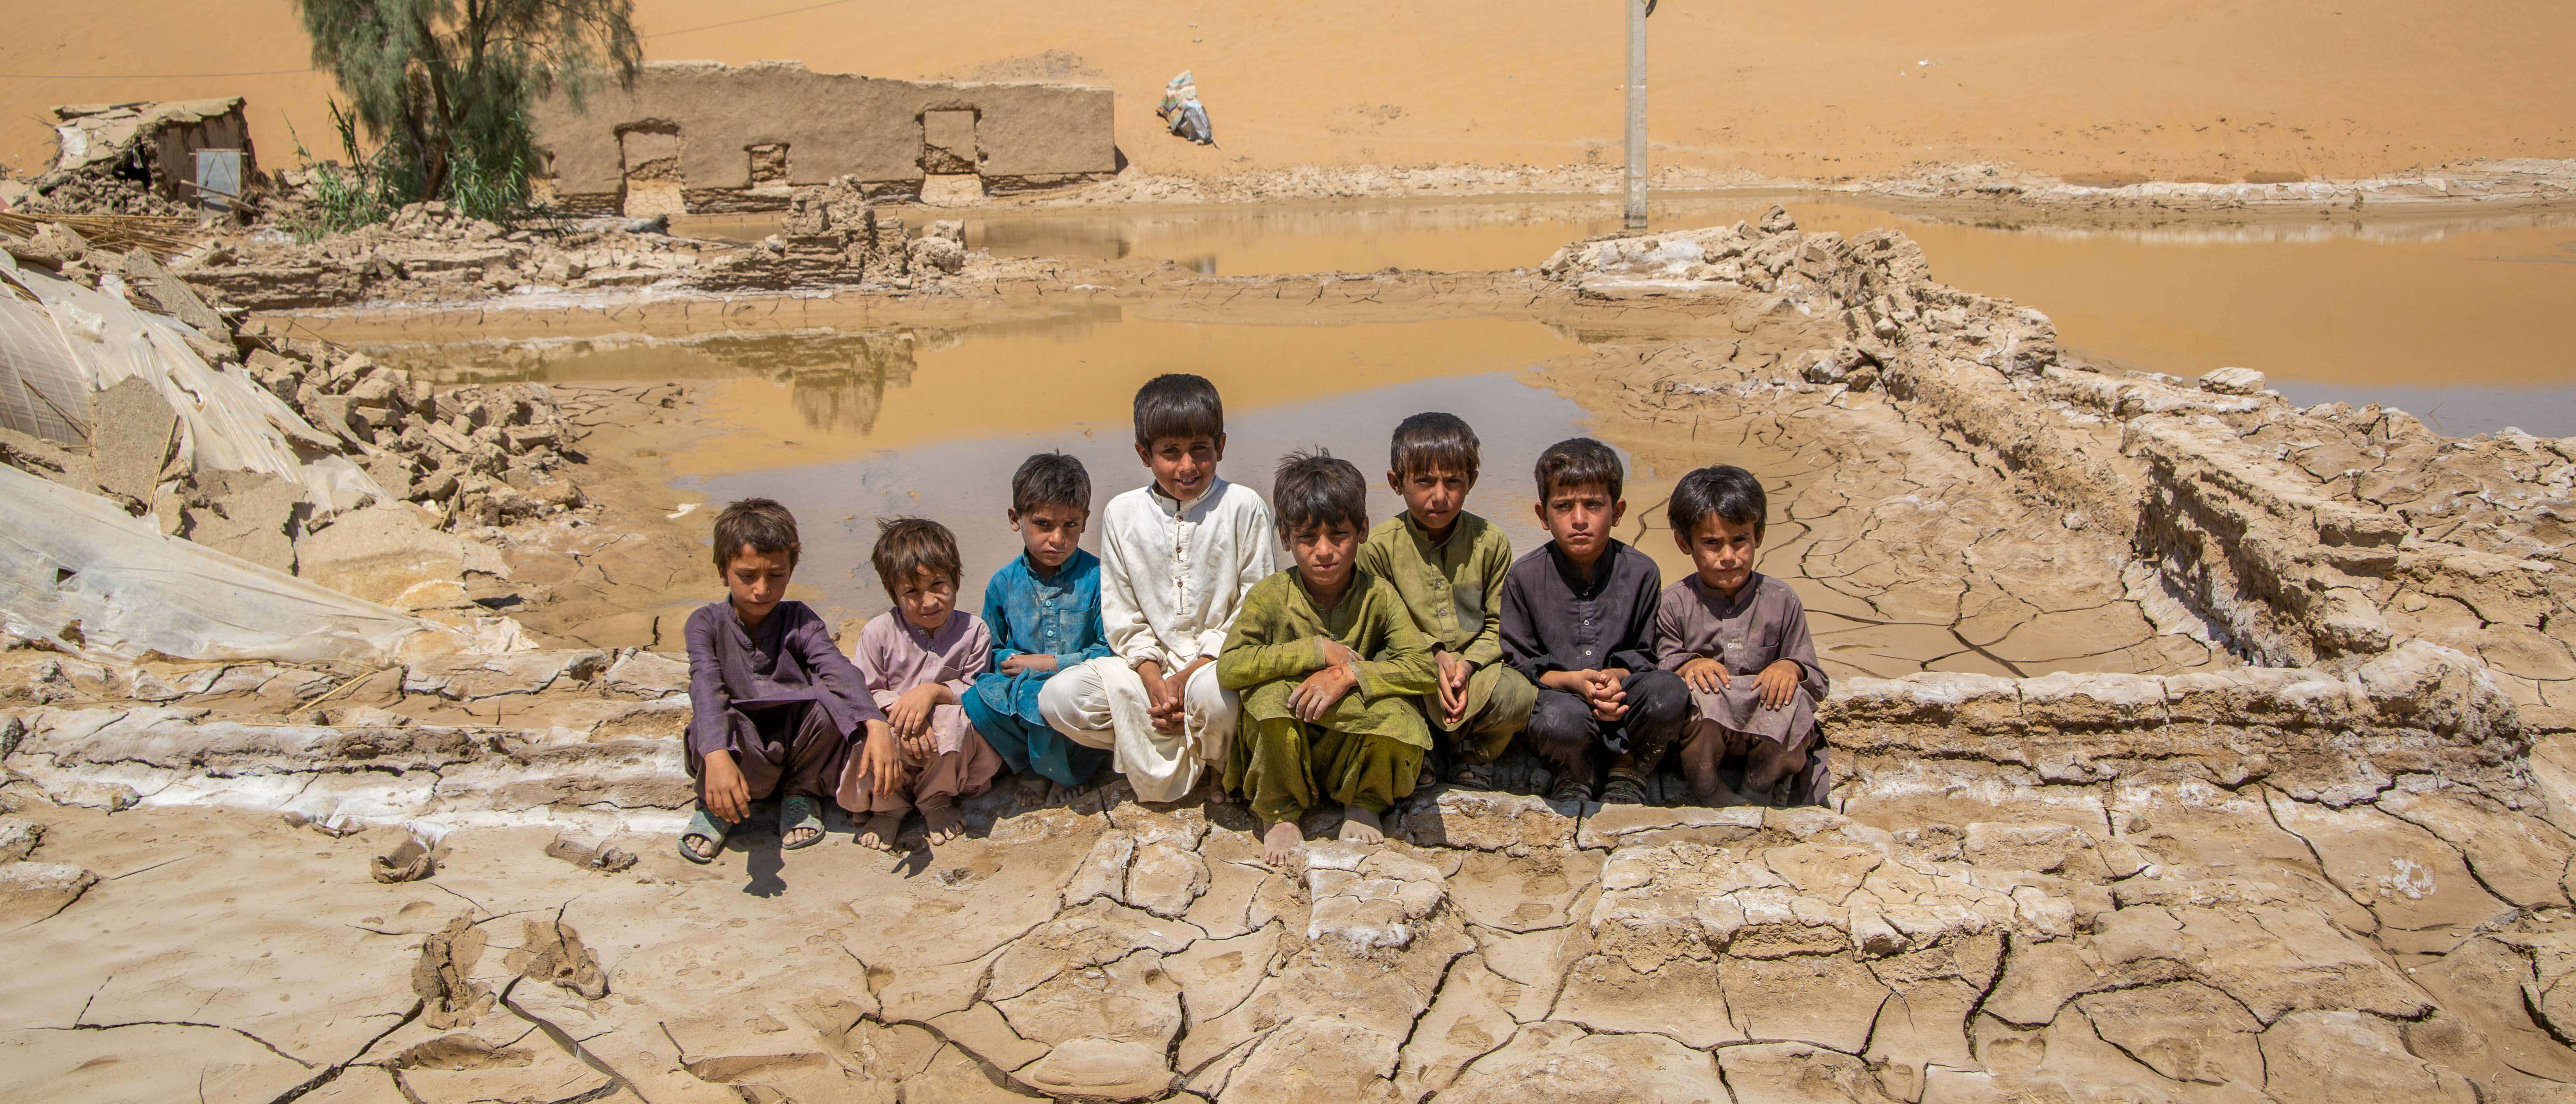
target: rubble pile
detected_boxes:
[5,99,248,218]
[181,179,972,309]
[695,177,966,292]
[182,200,719,309]
[0,212,603,625]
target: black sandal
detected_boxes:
[1600,770,1651,805]
[1548,769,1594,804]
[1448,759,1500,791]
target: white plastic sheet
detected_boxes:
[0,250,382,506]
[0,463,444,664]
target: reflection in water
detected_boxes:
[363,309,1589,476]
[375,326,951,438]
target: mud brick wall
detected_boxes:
[529,60,1116,210]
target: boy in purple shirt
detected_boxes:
[680,499,886,863]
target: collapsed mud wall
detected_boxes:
[0,639,2523,835]
[529,60,1116,214]
[1543,213,2576,710]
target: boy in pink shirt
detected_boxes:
[837,518,1004,850]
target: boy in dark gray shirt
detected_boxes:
[1498,439,1688,804]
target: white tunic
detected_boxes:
[1047,477,1275,801]
[1099,477,1278,670]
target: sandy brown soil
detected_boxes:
[8,0,2576,194]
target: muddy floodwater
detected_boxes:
[334,196,2575,668]
[381,313,1590,617]
[686,195,2576,436]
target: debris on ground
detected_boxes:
[1158,70,1216,145]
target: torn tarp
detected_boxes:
[0,250,381,508]
[0,462,449,665]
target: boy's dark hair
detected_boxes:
[1012,452,1093,515]
[1667,465,1768,542]
[1389,412,1481,482]
[712,497,801,572]
[1273,448,1368,533]
[870,517,962,593]
[1534,437,1625,502]
[1133,373,1226,447]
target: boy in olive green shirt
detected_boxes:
[1220,450,1440,867]
[1356,413,1537,790]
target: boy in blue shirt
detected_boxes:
[964,453,1114,803]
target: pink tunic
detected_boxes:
[836,610,1004,815]
[852,611,991,754]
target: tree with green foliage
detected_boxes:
[293,0,641,220]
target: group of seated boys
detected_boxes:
[679,373,1828,866]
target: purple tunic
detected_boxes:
[684,599,881,761]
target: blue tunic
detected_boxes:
[962,549,1114,786]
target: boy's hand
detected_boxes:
[1135,660,1184,734]
[887,684,945,737]
[1000,653,1058,676]
[1585,669,1630,722]
[1678,657,1732,694]
[701,749,751,824]
[1289,664,1358,722]
[1753,660,1803,710]
[1434,651,1470,727]
[860,722,903,797]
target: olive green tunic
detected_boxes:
[1216,568,1439,821]
[1356,512,1536,759]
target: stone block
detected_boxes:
[2200,366,2268,395]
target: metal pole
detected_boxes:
[1624,0,1648,231]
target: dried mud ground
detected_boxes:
[10,763,2576,1104]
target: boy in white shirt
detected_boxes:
[1040,374,1277,802]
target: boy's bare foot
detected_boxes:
[921,800,967,845]
[1338,806,1384,845]
[1679,731,1725,801]
[1261,820,1303,867]
[854,812,906,852]
[1016,776,1055,810]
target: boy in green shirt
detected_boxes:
[1219,450,1441,867]
[1356,413,1537,790]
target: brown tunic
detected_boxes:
[1652,572,1828,745]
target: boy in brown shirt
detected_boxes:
[1654,465,1830,806]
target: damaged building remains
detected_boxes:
[528,60,1118,216]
